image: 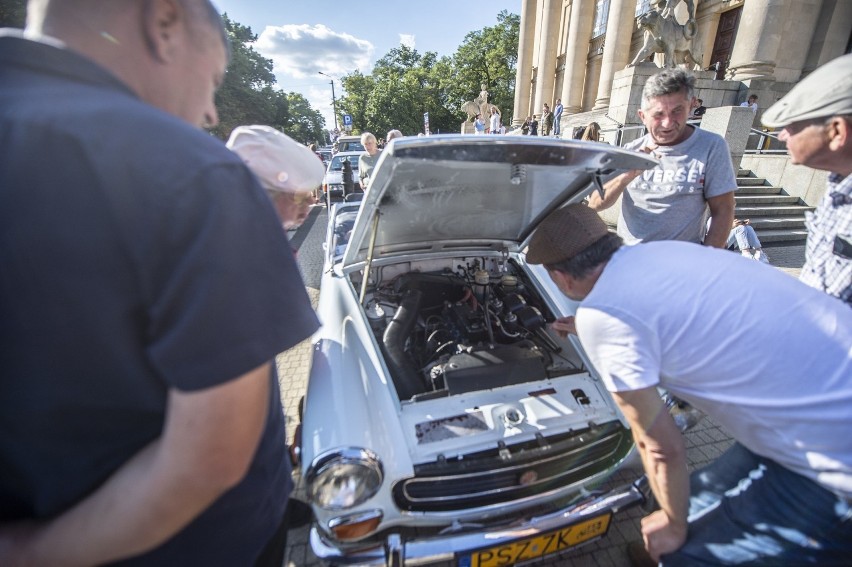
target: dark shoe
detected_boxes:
[627,540,657,567]
[285,498,314,529]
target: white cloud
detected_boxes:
[254,24,374,79]
[399,34,416,49]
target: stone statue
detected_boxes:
[462,84,500,121]
[628,0,701,69]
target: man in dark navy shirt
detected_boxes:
[0,1,318,565]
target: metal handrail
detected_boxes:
[745,127,788,154]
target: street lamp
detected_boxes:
[318,71,338,131]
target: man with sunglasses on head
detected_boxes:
[762,54,852,307]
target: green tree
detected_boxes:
[450,10,520,127]
[0,0,26,28]
[335,10,519,138]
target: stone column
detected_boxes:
[512,0,539,126]
[560,0,597,115]
[770,0,822,82]
[802,0,852,76]
[726,0,786,81]
[532,0,562,115]
[593,0,637,110]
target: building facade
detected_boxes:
[512,0,852,134]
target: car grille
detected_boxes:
[392,421,632,512]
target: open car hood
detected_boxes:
[341,135,657,271]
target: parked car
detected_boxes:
[334,135,365,154]
[322,151,362,207]
[318,147,333,166]
[300,135,658,566]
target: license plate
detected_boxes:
[458,513,612,567]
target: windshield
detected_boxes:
[329,155,361,172]
[332,209,359,258]
[338,140,365,153]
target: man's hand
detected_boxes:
[641,509,688,561]
[586,144,657,211]
[550,316,577,337]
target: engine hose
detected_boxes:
[381,289,425,400]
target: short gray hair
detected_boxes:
[641,68,695,109]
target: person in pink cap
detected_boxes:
[227,125,324,230]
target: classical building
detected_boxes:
[512,0,852,135]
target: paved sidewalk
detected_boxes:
[277,206,807,566]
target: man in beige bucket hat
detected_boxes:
[527,204,852,565]
[762,53,852,307]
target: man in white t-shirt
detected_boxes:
[526,204,852,566]
[740,94,758,114]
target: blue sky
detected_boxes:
[213,0,521,127]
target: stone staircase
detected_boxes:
[734,168,811,243]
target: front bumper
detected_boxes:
[310,476,649,566]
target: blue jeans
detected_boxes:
[662,443,852,565]
[726,225,762,250]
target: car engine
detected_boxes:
[362,258,579,401]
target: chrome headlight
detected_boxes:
[306,448,383,510]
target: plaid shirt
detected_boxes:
[800,172,852,307]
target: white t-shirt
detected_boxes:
[577,241,852,495]
[740,101,758,114]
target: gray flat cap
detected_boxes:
[762,54,852,128]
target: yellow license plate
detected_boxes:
[462,513,612,567]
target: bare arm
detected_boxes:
[612,387,689,561]
[587,144,656,211]
[586,170,643,211]
[0,363,273,566]
[704,191,736,248]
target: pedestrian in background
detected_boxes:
[588,68,736,249]
[553,98,563,136]
[358,132,381,190]
[541,102,553,136]
[386,129,404,142]
[228,125,324,230]
[489,107,501,134]
[529,114,539,136]
[740,93,758,114]
[762,53,852,307]
[474,113,485,134]
[692,98,707,118]
[0,1,319,565]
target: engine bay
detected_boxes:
[357,256,585,401]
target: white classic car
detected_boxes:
[300,135,658,566]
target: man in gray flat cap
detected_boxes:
[526,204,852,565]
[762,53,852,307]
